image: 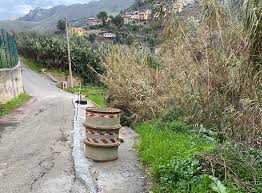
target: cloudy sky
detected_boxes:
[0,0,93,20]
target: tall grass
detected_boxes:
[102,0,262,147]
[244,0,262,67]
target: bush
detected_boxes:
[155,158,229,193]
[102,0,262,146]
[17,32,103,84]
[201,143,262,193]
[135,117,248,192]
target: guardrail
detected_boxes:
[0,29,18,69]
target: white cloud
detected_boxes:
[16,4,33,15]
[0,0,92,20]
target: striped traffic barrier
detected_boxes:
[83,107,122,162]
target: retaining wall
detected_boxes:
[0,63,23,104]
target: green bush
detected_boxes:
[135,113,260,192]
[155,158,230,193]
[201,143,262,193]
[17,32,103,83]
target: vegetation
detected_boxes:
[102,0,262,146]
[101,1,261,191]
[0,93,31,117]
[17,32,103,84]
[97,11,108,26]
[136,112,261,192]
[244,0,262,67]
[12,0,261,192]
[57,20,66,32]
[112,15,125,27]
[0,29,18,69]
[67,85,107,107]
[21,57,43,72]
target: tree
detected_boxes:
[97,11,108,26]
[57,20,66,32]
[112,15,124,28]
[124,33,135,45]
[88,33,97,43]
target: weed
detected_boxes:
[136,120,214,192]
[0,93,31,117]
[201,143,262,192]
[68,85,107,107]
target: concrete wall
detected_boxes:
[0,63,23,104]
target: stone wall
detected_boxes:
[0,63,23,104]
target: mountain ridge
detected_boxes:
[0,0,135,32]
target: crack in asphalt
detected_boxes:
[30,151,59,191]
[30,129,67,191]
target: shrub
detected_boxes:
[155,158,229,193]
[201,143,262,192]
[102,0,262,146]
[17,32,103,84]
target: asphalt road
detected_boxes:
[0,64,88,193]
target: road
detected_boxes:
[0,64,88,193]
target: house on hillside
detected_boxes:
[69,27,87,36]
[122,9,152,24]
[87,17,102,26]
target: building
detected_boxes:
[122,9,152,24]
[87,17,101,26]
[69,27,87,36]
[102,33,116,38]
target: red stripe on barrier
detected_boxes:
[92,138,99,143]
[87,138,91,142]
[99,114,105,118]
[109,114,115,118]
[110,139,116,143]
[87,112,96,117]
[91,113,96,117]
[101,139,108,144]
[98,132,104,136]
[86,130,96,134]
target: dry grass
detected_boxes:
[102,0,262,147]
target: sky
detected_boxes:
[0,0,92,20]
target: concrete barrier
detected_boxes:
[83,107,122,162]
[0,63,23,104]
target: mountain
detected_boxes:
[0,0,135,32]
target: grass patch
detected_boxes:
[21,57,43,72]
[136,121,213,166]
[21,57,68,74]
[0,93,31,117]
[135,110,261,192]
[136,120,216,192]
[68,85,107,107]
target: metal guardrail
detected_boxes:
[0,29,18,69]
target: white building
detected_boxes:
[102,33,116,38]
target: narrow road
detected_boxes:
[0,64,87,193]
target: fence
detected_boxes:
[0,29,18,69]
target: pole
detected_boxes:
[65,17,73,88]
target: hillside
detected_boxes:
[0,0,135,32]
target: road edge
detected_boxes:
[72,97,97,193]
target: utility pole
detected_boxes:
[65,17,73,88]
